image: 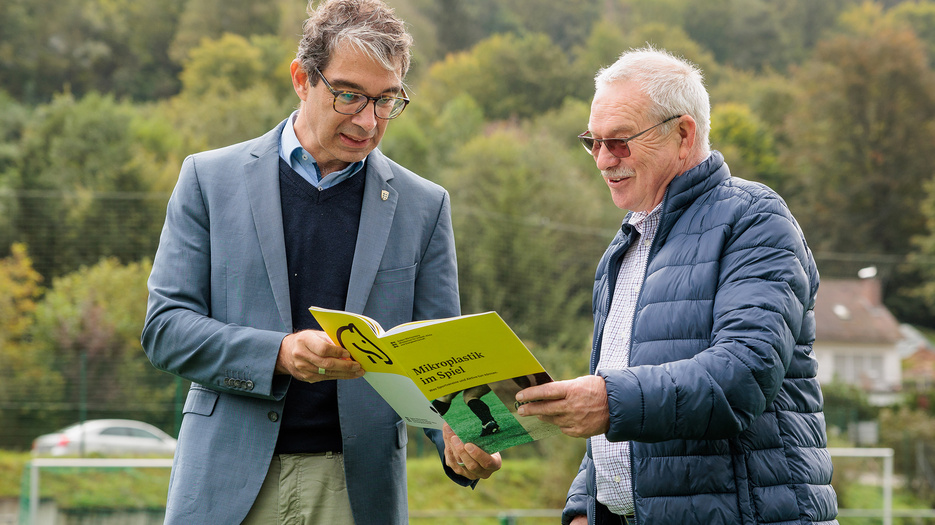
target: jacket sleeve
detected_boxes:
[563,452,591,524]
[601,192,814,443]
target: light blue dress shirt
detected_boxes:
[279,111,364,190]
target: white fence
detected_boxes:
[25,458,173,525]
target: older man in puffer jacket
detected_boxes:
[516,46,838,525]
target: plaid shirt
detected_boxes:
[592,203,662,516]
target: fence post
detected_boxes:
[28,461,38,525]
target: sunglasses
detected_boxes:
[578,115,682,158]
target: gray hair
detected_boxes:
[596,46,710,155]
[297,0,412,84]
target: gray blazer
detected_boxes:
[142,119,466,524]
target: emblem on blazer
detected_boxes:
[381,190,389,201]
[336,323,393,365]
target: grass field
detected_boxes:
[443,390,534,452]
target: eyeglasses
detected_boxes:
[315,67,410,120]
[578,115,682,158]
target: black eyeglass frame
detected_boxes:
[314,67,410,120]
[578,115,683,158]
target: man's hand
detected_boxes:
[570,516,587,525]
[276,330,364,383]
[442,424,502,480]
[515,375,610,438]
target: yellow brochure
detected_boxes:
[309,306,560,453]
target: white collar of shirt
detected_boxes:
[627,202,663,241]
[279,111,364,190]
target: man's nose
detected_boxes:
[595,143,622,171]
[351,101,379,131]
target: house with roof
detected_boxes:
[812,272,908,406]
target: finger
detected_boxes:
[310,363,364,382]
[443,425,476,476]
[515,381,567,404]
[303,331,351,359]
[462,443,502,478]
[516,398,561,417]
[316,356,363,374]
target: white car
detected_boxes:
[32,419,177,457]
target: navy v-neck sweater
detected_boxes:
[275,157,365,454]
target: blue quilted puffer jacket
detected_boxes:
[563,152,838,525]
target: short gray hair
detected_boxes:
[596,46,710,154]
[297,0,413,84]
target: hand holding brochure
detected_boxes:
[309,306,560,453]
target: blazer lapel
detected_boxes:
[245,122,293,330]
[346,150,396,314]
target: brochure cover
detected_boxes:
[309,306,560,453]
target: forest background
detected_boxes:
[3,0,935,513]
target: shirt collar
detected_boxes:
[279,111,364,188]
[280,111,304,164]
[627,202,663,238]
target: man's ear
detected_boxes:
[291,59,310,100]
[677,116,696,160]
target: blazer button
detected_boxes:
[268,411,279,422]
[245,380,255,391]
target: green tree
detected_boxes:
[709,102,783,191]
[878,404,935,503]
[416,0,514,60]
[709,69,800,149]
[7,92,168,279]
[624,0,691,29]
[770,0,862,64]
[499,0,601,51]
[30,258,178,434]
[437,120,613,350]
[906,179,935,317]
[169,0,281,63]
[782,27,935,258]
[888,0,935,67]
[683,0,859,72]
[381,92,486,178]
[0,244,65,448]
[0,91,30,246]
[421,33,583,121]
[571,19,630,91]
[0,0,185,103]
[164,33,296,152]
[73,0,185,100]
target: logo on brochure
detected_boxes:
[335,323,394,365]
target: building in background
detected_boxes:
[812,268,925,406]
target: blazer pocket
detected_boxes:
[395,419,409,449]
[368,265,417,325]
[373,264,417,284]
[183,385,220,417]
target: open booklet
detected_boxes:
[309,306,560,454]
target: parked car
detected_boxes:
[31,419,177,457]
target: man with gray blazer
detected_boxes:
[141,1,502,523]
